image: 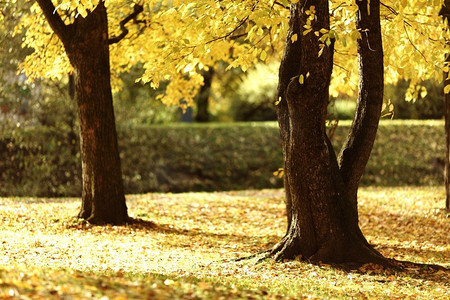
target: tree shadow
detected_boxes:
[127,218,280,249]
[375,243,449,265]
[64,216,279,250]
[335,258,450,286]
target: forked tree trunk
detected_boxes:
[37,0,128,224]
[272,0,389,265]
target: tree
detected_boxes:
[34,0,138,224]
[270,0,389,265]
[0,1,33,125]
[195,68,214,122]
[441,1,450,211]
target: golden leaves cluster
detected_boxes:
[19,0,288,106]
[17,0,450,105]
[329,0,450,99]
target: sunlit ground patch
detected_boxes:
[0,187,448,299]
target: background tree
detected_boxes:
[195,68,214,122]
[0,1,33,126]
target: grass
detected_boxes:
[0,187,449,299]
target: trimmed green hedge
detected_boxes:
[118,122,283,194]
[0,120,445,197]
[333,120,445,186]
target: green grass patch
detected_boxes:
[0,187,448,299]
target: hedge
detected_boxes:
[0,120,445,197]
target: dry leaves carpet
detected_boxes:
[0,187,449,299]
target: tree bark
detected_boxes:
[446,72,450,210]
[440,1,450,211]
[337,0,385,252]
[36,0,128,224]
[272,0,389,265]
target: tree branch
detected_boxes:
[203,15,250,45]
[36,0,69,43]
[403,22,427,62]
[338,0,384,217]
[108,4,144,45]
[273,1,289,10]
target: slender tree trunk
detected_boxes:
[337,0,385,256]
[195,68,214,122]
[446,75,450,210]
[37,0,128,224]
[440,2,450,211]
[272,0,389,265]
[67,73,78,158]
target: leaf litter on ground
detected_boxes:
[0,187,448,299]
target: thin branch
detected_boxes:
[228,33,248,40]
[273,1,289,10]
[203,15,250,45]
[380,2,398,16]
[203,1,259,45]
[381,1,439,59]
[108,4,144,45]
[403,22,428,62]
[331,3,347,17]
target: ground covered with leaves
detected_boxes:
[1,187,449,299]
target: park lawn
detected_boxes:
[0,187,449,299]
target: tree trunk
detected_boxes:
[446,76,450,210]
[338,0,385,247]
[195,68,214,122]
[272,0,389,265]
[441,1,450,211]
[37,0,128,224]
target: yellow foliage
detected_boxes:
[17,0,450,105]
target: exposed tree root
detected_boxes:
[232,250,271,262]
[392,260,449,272]
[266,237,449,273]
[83,215,129,226]
[267,235,400,271]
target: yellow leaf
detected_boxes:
[273,168,284,178]
[444,84,450,94]
[260,50,267,61]
[420,87,427,98]
[299,74,304,84]
[291,33,298,43]
[274,97,282,106]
